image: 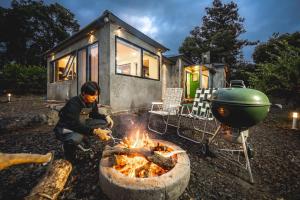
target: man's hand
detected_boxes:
[93,128,111,141]
[106,116,114,129]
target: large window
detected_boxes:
[116,37,159,80]
[50,42,99,85]
[143,51,159,79]
[116,38,141,77]
[77,48,87,88]
[89,43,99,82]
[52,53,77,82]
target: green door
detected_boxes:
[190,72,199,98]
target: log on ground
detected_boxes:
[25,159,72,200]
[0,152,53,170]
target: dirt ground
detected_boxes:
[0,95,299,200]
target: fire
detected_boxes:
[113,130,176,178]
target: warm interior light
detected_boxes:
[7,93,11,97]
[293,112,298,119]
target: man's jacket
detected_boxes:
[55,95,106,135]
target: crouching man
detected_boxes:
[54,81,114,162]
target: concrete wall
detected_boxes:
[109,23,162,112]
[212,67,226,88]
[162,62,178,99]
[98,24,111,105]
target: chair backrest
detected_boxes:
[191,88,218,119]
[162,88,183,114]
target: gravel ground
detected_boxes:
[0,95,299,200]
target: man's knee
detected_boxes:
[64,132,84,145]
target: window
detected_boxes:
[116,37,159,80]
[49,62,55,83]
[77,48,87,88]
[89,43,98,82]
[50,42,99,85]
[201,69,209,88]
[53,53,77,81]
[143,50,159,80]
[116,38,141,76]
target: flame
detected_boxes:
[113,130,176,178]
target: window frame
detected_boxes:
[115,36,160,81]
[76,41,99,95]
[49,50,77,83]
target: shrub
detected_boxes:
[0,63,47,94]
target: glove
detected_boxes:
[93,128,111,141]
[106,116,114,129]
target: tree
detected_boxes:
[179,0,256,67]
[253,32,300,64]
[0,0,80,67]
[248,39,300,106]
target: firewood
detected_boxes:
[102,145,176,170]
[25,159,72,200]
[0,152,53,170]
[147,151,176,170]
[135,162,151,178]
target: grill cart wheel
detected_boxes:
[247,143,254,159]
[201,140,209,156]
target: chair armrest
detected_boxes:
[152,102,163,105]
[150,102,163,111]
[181,103,193,108]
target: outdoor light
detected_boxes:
[116,26,122,36]
[88,31,95,43]
[7,93,11,102]
[292,112,298,129]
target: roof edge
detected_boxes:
[44,10,169,56]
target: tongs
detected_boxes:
[105,128,122,144]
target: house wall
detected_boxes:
[212,66,226,88]
[109,23,162,112]
[162,62,175,99]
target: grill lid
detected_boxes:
[211,88,271,106]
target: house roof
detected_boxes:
[166,54,194,65]
[44,10,169,56]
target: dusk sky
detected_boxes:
[1,0,300,61]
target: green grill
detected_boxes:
[211,88,271,128]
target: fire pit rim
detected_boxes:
[99,139,190,195]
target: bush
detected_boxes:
[0,63,47,94]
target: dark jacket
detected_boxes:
[55,95,106,135]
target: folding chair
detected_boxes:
[177,88,219,143]
[148,88,183,135]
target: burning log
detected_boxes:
[0,152,53,170]
[135,162,151,177]
[102,145,176,170]
[25,159,72,200]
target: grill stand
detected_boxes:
[207,127,254,183]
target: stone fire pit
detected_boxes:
[99,139,190,200]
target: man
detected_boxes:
[54,81,114,162]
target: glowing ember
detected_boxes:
[112,130,177,178]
